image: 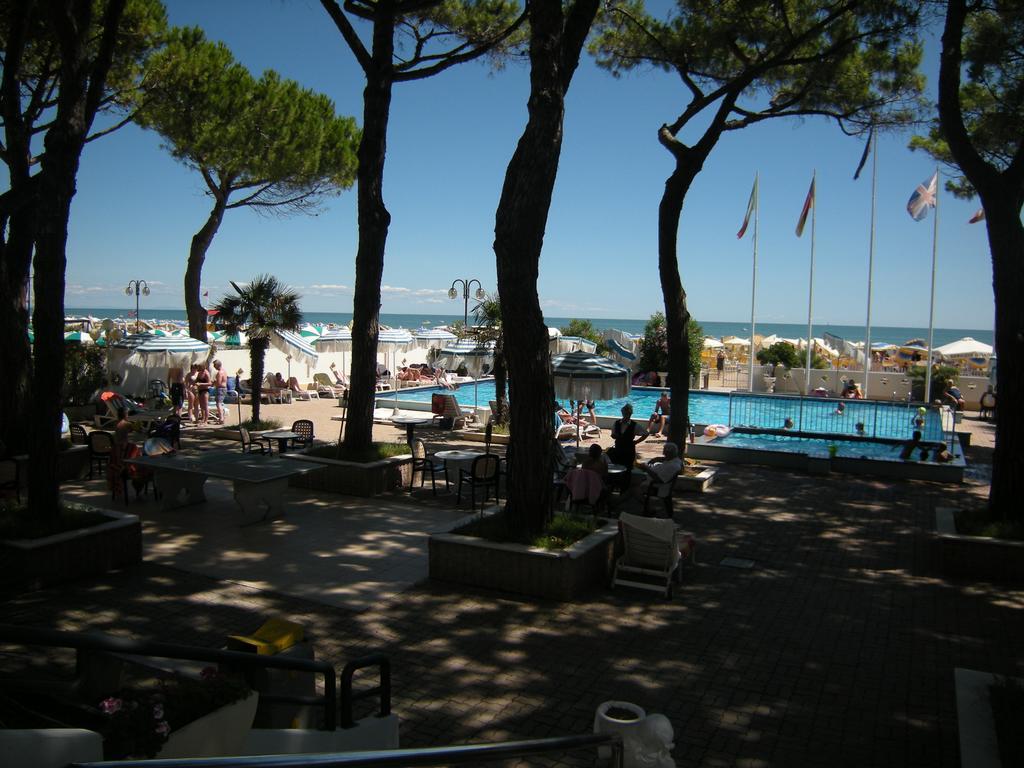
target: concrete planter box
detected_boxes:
[675,466,717,493]
[429,518,620,601]
[12,445,89,493]
[1,506,141,589]
[286,452,412,497]
[933,508,1024,583]
[955,667,1021,768]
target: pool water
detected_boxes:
[384,383,945,442]
[712,431,963,464]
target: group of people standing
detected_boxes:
[168,360,228,425]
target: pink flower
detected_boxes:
[155,720,170,736]
[100,697,123,714]
[152,704,164,719]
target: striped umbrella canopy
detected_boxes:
[412,327,457,349]
[270,329,318,367]
[299,323,323,340]
[316,327,353,352]
[551,350,631,401]
[63,330,94,344]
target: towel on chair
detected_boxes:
[564,468,604,505]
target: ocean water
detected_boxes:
[66,308,992,349]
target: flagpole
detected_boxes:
[805,170,816,394]
[863,139,877,394]
[748,172,759,392]
[924,167,940,403]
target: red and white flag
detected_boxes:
[737,177,758,239]
[795,177,815,237]
[968,207,985,224]
[907,171,938,221]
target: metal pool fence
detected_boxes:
[725,391,950,444]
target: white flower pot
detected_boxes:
[594,700,646,764]
[157,691,258,759]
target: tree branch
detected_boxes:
[321,0,373,75]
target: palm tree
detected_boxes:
[212,275,302,423]
[472,293,508,424]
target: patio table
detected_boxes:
[390,415,433,444]
[434,449,485,487]
[125,451,319,522]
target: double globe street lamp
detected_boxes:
[448,278,486,327]
[125,279,150,333]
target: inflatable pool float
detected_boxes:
[703,424,731,438]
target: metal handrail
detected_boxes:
[71,733,624,768]
[338,653,390,728]
[0,624,338,730]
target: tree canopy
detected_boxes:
[133,26,360,338]
[910,0,1024,197]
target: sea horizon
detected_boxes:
[65,307,994,350]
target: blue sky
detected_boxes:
[60,0,994,330]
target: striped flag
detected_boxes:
[968,207,985,224]
[907,171,938,221]
[853,129,873,180]
[737,177,758,239]
[795,177,815,237]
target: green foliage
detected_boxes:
[134,27,359,211]
[909,364,959,403]
[63,344,106,406]
[955,506,1024,541]
[591,0,924,137]
[307,442,409,462]
[213,275,302,341]
[532,513,597,550]
[910,1,1024,197]
[638,312,702,381]
[757,342,802,369]
[0,0,168,147]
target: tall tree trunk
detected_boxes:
[493,343,508,424]
[936,0,1024,521]
[0,211,36,456]
[249,338,267,423]
[28,0,127,519]
[656,137,707,449]
[185,195,228,341]
[982,192,1024,519]
[344,19,394,453]
[494,0,599,535]
[0,3,38,456]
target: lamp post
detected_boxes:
[448,278,486,327]
[125,279,150,333]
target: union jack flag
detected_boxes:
[907,172,938,221]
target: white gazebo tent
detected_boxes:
[109,332,211,396]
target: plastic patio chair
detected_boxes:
[457,454,501,511]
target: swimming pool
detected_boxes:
[383,383,946,442]
[712,431,961,462]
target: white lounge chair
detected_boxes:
[612,513,690,598]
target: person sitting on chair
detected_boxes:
[647,391,671,438]
[638,442,683,504]
[330,363,349,388]
[943,383,965,410]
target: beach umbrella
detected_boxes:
[554,335,598,354]
[378,328,414,412]
[703,337,725,349]
[436,339,496,409]
[551,351,631,445]
[299,323,322,340]
[934,336,993,359]
[316,327,353,352]
[269,329,318,368]
[63,330,94,344]
[110,332,210,392]
[412,327,457,349]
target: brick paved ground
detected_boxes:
[2,414,1020,767]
